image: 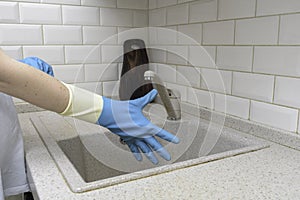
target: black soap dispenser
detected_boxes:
[119,39,153,100]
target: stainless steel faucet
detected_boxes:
[144,70,181,120]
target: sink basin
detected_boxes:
[30,104,268,193]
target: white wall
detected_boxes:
[148,0,300,134]
[0,0,148,97]
[3,0,300,134]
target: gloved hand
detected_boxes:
[97,89,180,164]
[19,57,54,76]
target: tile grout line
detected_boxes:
[277,15,281,45]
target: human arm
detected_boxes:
[0,49,68,113]
[0,49,179,164]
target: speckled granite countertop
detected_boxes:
[18,111,300,200]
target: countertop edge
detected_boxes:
[19,111,300,199]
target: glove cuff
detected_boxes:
[60,83,103,123]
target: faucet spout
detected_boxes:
[144,70,181,120]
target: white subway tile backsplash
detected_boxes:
[118,27,148,44]
[52,64,84,83]
[19,3,61,24]
[149,0,157,9]
[43,25,82,44]
[274,77,300,109]
[298,115,300,134]
[216,46,253,72]
[1,46,22,59]
[85,63,118,82]
[149,63,157,71]
[203,21,234,45]
[65,45,101,64]
[9,0,39,2]
[235,16,279,45]
[103,81,119,97]
[257,0,300,16]
[117,0,148,10]
[149,27,177,45]
[41,0,80,5]
[83,26,117,45]
[166,4,188,25]
[253,46,300,77]
[187,88,214,109]
[215,94,250,119]
[133,10,148,27]
[4,0,300,135]
[101,45,123,63]
[178,0,193,3]
[218,0,256,20]
[166,83,188,102]
[187,86,199,106]
[0,2,19,23]
[149,8,166,27]
[166,45,188,65]
[23,46,64,64]
[158,26,177,44]
[100,8,133,27]
[81,0,116,8]
[279,14,300,45]
[201,68,232,94]
[75,82,102,95]
[232,72,274,102]
[189,0,217,23]
[178,24,202,45]
[156,64,177,83]
[0,24,42,45]
[250,101,298,132]
[148,47,167,63]
[156,0,177,8]
[177,65,201,88]
[62,6,99,25]
[189,46,216,68]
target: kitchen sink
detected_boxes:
[30,104,268,193]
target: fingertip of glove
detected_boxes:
[147,89,158,102]
[134,153,142,161]
[146,153,158,165]
[151,89,158,95]
[163,154,171,161]
[157,148,171,161]
[152,159,159,165]
[172,136,180,144]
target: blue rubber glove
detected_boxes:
[98,89,180,164]
[19,57,54,76]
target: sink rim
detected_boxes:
[30,113,269,193]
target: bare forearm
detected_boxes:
[0,49,69,113]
